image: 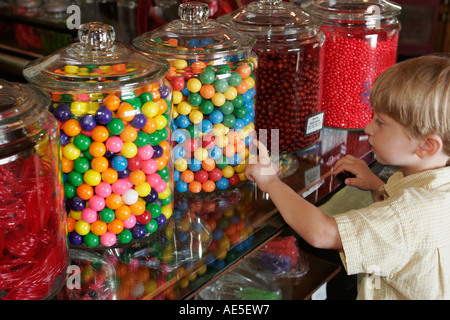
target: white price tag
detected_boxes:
[306,111,325,136]
[311,282,327,300]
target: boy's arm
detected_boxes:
[265,178,343,250]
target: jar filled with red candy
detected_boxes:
[302,0,401,129]
[134,2,257,194]
[0,79,68,300]
[24,22,174,249]
[219,0,325,154]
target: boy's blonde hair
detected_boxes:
[370,55,450,157]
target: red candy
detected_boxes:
[321,26,399,128]
[254,43,322,153]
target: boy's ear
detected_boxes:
[416,134,443,158]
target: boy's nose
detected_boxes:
[364,119,374,135]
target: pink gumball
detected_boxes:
[137,145,154,160]
[95,182,112,198]
[81,130,92,137]
[122,214,136,229]
[146,173,162,187]
[89,195,105,211]
[100,232,117,246]
[154,180,167,193]
[111,179,129,195]
[141,159,158,174]
[81,207,97,223]
[106,136,123,153]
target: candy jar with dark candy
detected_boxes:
[219,0,325,155]
[134,2,257,194]
[24,22,174,249]
[302,0,401,129]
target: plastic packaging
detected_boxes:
[23,22,174,248]
[134,2,257,193]
[302,0,401,129]
[0,79,68,300]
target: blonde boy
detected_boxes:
[245,55,450,299]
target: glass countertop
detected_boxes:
[57,127,375,300]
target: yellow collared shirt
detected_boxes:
[334,166,450,299]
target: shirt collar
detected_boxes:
[382,166,450,197]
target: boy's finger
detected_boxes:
[253,139,270,159]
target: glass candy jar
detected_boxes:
[0,79,68,300]
[219,0,325,154]
[302,0,401,129]
[24,22,174,249]
[133,2,257,194]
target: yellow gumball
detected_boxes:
[142,101,159,118]
[161,205,172,219]
[172,59,188,70]
[194,147,208,161]
[222,165,234,178]
[189,110,203,124]
[173,90,183,104]
[177,101,192,116]
[158,187,172,200]
[211,92,225,107]
[187,78,202,93]
[75,220,90,236]
[154,114,168,130]
[223,86,238,100]
[134,182,151,197]
[174,158,188,172]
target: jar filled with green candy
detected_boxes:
[133,2,257,194]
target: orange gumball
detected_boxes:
[129,199,146,215]
[67,217,76,233]
[180,170,194,183]
[89,141,106,158]
[120,126,138,143]
[236,64,251,79]
[199,84,215,99]
[202,180,216,193]
[77,183,94,200]
[235,81,248,95]
[91,156,109,173]
[103,95,121,111]
[117,102,136,122]
[141,117,157,134]
[62,119,82,137]
[129,170,146,186]
[159,140,170,155]
[102,168,118,184]
[154,98,168,115]
[91,126,109,142]
[106,193,123,210]
[108,218,124,234]
[61,156,73,173]
[90,220,107,236]
[115,205,131,221]
[156,156,168,171]
[201,158,215,171]
[188,181,202,193]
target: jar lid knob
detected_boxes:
[78,22,115,50]
[259,0,282,5]
[179,2,210,25]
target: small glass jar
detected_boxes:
[219,0,325,154]
[0,79,68,300]
[24,22,174,249]
[302,0,401,129]
[134,2,257,194]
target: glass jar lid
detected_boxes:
[218,0,322,39]
[133,2,256,61]
[23,22,170,93]
[0,79,50,133]
[301,0,401,23]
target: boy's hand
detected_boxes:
[332,155,384,192]
[245,139,279,193]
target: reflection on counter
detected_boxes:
[56,127,374,300]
